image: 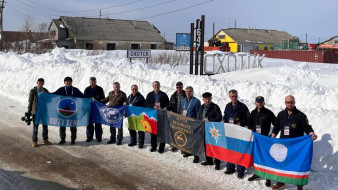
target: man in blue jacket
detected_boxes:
[126,84,146,148]
[222,89,250,179]
[54,77,84,145]
[180,86,201,163]
[145,81,169,153]
[197,92,222,170]
[84,77,105,143]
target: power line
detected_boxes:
[100,0,176,17]
[17,0,143,13]
[138,0,215,20]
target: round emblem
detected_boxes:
[99,106,121,124]
[269,143,288,162]
[174,131,187,148]
[291,123,297,128]
[57,98,77,117]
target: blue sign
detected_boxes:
[176,33,191,51]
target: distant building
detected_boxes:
[318,35,338,50]
[211,28,295,52]
[48,16,171,50]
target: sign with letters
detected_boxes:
[127,49,151,58]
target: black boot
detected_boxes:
[59,139,66,145]
[248,174,261,181]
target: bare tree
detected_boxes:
[20,14,35,32]
[35,22,49,40]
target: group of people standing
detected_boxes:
[28,77,318,190]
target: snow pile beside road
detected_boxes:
[0,48,337,189]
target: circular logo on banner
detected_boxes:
[57,98,77,117]
[269,143,288,162]
[174,131,187,148]
[99,106,121,124]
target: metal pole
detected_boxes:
[195,19,200,75]
[190,23,194,74]
[200,15,205,75]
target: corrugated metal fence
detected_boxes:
[250,50,338,63]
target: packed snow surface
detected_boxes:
[0,48,337,189]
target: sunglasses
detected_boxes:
[176,86,183,89]
[285,101,295,104]
[131,88,138,91]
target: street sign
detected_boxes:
[127,49,151,58]
[176,33,191,51]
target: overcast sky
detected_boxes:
[3,0,337,43]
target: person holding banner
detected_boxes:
[270,95,317,190]
[101,82,127,145]
[54,77,84,145]
[179,86,201,163]
[145,81,169,153]
[126,84,146,148]
[167,81,186,152]
[28,78,52,148]
[247,96,276,187]
[84,77,105,142]
[197,92,222,169]
[222,89,250,179]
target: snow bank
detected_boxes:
[0,48,337,189]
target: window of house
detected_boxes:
[218,35,225,39]
[237,45,241,52]
[86,43,93,50]
[335,39,338,44]
[150,44,158,49]
[264,46,268,50]
[107,43,116,50]
[50,30,56,38]
[131,43,140,49]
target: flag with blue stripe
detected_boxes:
[35,93,91,127]
[91,101,126,128]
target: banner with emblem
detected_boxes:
[164,111,205,157]
[253,132,313,185]
[125,106,157,134]
[35,93,91,127]
[91,101,126,128]
[205,122,254,168]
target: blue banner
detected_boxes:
[35,93,91,127]
[91,101,126,128]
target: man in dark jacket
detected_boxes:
[84,77,105,142]
[223,89,250,179]
[145,81,169,153]
[271,95,317,190]
[101,82,128,145]
[28,78,51,147]
[197,92,222,170]
[54,77,84,145]
[167,81,186,152]
[247,96,276,187]
[126,84,146,148]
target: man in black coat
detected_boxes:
[167,81,186,152]
[271,95,317,190]
[145,81,169,153]
[223,89,250,179]
[247,96,276,187]
[197,92,222,170]
[84,77,105,142]
[126,84,146,148]
[53,77,84,145]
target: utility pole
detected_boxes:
[0,0,5,49]
[306,33,307,44]
[213,22,215,36]
[99,10,102,18]
[234,20,236,28]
